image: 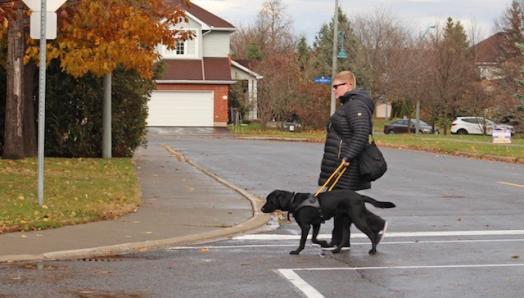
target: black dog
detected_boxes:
[261,189,395,255]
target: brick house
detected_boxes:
[148,1,261,127]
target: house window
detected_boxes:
[159,30,198,59]
[176,40,185,55]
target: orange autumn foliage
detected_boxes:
[26,0,193,78]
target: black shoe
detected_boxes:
[322,243,350,251]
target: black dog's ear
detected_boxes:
[267,189,280,198]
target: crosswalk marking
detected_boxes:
[497,181,524,188]
[234,229,524,240]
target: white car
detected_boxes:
[451,117,515,135]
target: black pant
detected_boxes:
[330,213,351,247]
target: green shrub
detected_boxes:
[43,62,152,157]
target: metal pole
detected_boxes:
[37,1,48,207]
[103,73,112,158]
[415,100,420,135]
[330,0,339,115]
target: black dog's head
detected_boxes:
[261,190,294,213]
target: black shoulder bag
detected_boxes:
[359,110,387,182]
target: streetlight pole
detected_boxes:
[330,0,339,115]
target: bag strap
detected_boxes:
[363,103,375,143]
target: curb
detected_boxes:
[0,145,270,263]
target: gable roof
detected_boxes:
[473,32,505,64]
[167,0,235,30]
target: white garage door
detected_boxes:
[147,91,214,126]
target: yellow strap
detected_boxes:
[328,167,347,191]
[314,161,347,197]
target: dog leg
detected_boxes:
[290,224,310,255]
[351,217,378,255]
[311,224,329,248]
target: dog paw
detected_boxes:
[332,248,342,254]
[289,250,301,255]
[368,248,377,255]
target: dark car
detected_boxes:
[383,119,436,134]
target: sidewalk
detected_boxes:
[0,141,269,263]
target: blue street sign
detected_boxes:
[314,76,331,85]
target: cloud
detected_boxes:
[192,0,510,42]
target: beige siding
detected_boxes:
[203,32,231,57]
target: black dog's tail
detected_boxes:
[361,195,396,208]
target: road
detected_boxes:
[1,127,524,297]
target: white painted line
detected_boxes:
[498,181,524,188]
[167,238,524,250]
[276,263,524,297]
[287,263,524,271]
[234,230,524,240]
[277,269,325,298]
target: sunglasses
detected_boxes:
[332,82,347,89]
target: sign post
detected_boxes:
[22,0,67,207]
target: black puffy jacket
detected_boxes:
[318,89,374,191]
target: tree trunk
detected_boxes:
[23,61,37,157]
[3,3,25,159]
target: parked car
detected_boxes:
[450,117,515,135]
[383,119,436,134]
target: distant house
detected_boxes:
[148,1,262,127]
[473,32,506,81]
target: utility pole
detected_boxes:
[330,0,339,115]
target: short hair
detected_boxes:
[334,71,356,87]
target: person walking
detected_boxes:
[318,70,375,249]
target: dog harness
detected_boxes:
[288,193,325,223]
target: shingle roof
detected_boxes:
[158,58,232,81]
[473,32,505,64]
[167,0,235,29]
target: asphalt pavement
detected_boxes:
[0,130,270,263]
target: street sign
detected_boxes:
[314,76,331,85]
[492,129,512,144]
[22,0,67,40]
[30,12,57,39]
[22,0,67,12]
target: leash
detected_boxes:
[314,160,347,197]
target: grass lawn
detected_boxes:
[375,134,524,161]
[229,122,524,162]
[0,158,140,233]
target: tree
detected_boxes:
[493,0,524,128]
[231,0,299,127]
[351,9,411,104]
[1,0,26,159]
[21,0,192,158]
[311,8,358,83]
[428,18,477,134]
[296,35,309,72]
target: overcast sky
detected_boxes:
[192,0,513,44]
